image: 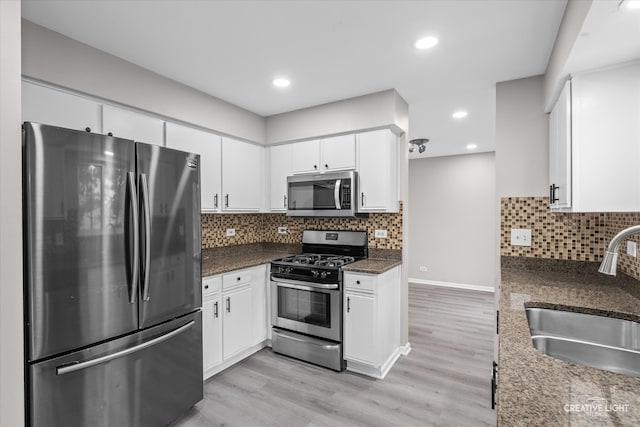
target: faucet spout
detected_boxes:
[599,225,640,276]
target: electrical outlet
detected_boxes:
[226,228,236,237]
[278,227,288,234]
[419,266,428,272]
[374,229,388,239]
[627,241,637,257]
[510,229,531,247]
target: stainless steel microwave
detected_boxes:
[286,171,359,217]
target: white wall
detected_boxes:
[265,89,407,143]
[544,0,592,112]
[495,76,549,198]
[0,1,25,426]
[21,20,265,143]
[409,153,496,288]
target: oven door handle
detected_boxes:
[273,278,339,291]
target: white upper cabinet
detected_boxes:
[549,61,640,212]
[166,123,222,212]
[292,139,321,174]
[321,134,356,172]
[22,81,101,133]
[222,136,264,211]
[549,80,572,210]
[269,144,293,211]
[292,135,355,174]
[356,129,399,212]
[102,105,164,146]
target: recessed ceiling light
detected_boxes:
[623,0,640,9]
[414,36,438,50]
[452,111,468,119]
[466,143,477,150]
[272,78,291,88]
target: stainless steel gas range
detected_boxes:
[270,230,368,371]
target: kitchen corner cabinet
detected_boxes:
[165,123,222,212]
[549,61,640,212]
[222,136,264,211]
[269,144,293,211]
[292,135,355,174]
[356,129,399,212]
[22,81,102,133]
[102,105,164,146]
[202,264,268,380]
[344,266,402,379]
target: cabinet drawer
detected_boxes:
[203,276,220,297]
[223,269,252,289]
[344,274,375,291]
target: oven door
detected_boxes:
[271,278,341,342]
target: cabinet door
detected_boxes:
[292,139,321,174]
[549,80,571,210]
[251,265,268,346]
[221,137,263,211]
[321,134,355,172]
[344,292,376,364]
[22,81,101,133]
[222,286,254,359]
[166,123,222,212]
[357,129,398,212]
[202,296,222,374]
[270,144,293,211]
[102,105,164,146]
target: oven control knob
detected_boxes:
[285,267,293,274]
[320,271,328,279]
[311,270,320,278]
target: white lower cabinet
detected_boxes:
[344,266,402,379]
[202,264,269,379]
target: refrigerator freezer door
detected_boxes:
[24,122,139,362]
[29,311,203,427]
[136,143,202,329]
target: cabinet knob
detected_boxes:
[237,277,241,281]
[107,132,113,137]
[85,127,91,133]
[314,165,318,169]
[325,164,328,169]
[356,280,360,285]
[205,285,209,289]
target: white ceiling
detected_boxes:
[21,0,567,158]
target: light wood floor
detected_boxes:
[170,284,496,427]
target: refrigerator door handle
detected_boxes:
[127,172,140,304]
[140,173,151,302]
[56,320,195,376]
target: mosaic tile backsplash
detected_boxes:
[202,203,403,250]
[501,197,640,281]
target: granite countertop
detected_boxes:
[341,258,402,274]
[498,256,640,426]
[201,243,299,277]
[201,245,402,277]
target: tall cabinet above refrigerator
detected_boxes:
[23,122,203,427]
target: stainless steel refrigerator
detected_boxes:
[23,122,203,427]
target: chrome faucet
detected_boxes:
[599,225,640,276]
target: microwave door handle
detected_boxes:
[334,179,341,209]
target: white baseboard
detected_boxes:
[409,278,494,293]
[399,342,412,356]
[346,346,403,380]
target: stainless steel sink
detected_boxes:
[525,307,640,377]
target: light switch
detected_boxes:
[510,229,532,247]
[374,229,388,238]
[226,228,236,237]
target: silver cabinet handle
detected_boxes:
[139,173,151,302]
[225,194,229,208]
[214,193,218,209]
[226,296,231,313]
[361,192,365,207]
[214,301,219,318]
[56,321,194,375]
[283,195,287,209]
[126,172,139,304]
[273,278,338,290]
[347,296,351,313]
